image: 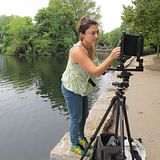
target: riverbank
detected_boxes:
[50,54,160,160]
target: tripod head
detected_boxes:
[112,70,133,89]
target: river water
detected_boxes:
[0,55,114,160]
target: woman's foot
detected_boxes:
[78,137,92,149]
[71,143,90,156]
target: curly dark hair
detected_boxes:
[76,16,98,34]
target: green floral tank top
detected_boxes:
[61,43,98,96]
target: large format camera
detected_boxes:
[114,32,144,71]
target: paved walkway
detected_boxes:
[124,54,160,160]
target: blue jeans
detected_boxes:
[61,83,89,145]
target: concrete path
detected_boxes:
[124,54,160,160]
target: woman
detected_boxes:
[61,16,120,156]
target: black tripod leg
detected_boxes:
[119,98,126,159]
[122,97,135,160]
[80,96,118,160]
[115,101,120,136]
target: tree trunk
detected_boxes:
[157,45,160,57]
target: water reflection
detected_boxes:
[0,55,68,112]
[0,55,114,115]
[0,54,114,160]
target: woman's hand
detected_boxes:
[110,47,121,59]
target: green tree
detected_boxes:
[49,0,101,22]
[4,16,35,55]
[34,3,77,55]
[0,15,14,37]
[98,31,110,46]
[0,0,102,55]
[122,0,160,56]
[108,28,121,48]
[120,23,135,35]
[0,15,15,52]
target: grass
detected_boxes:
[156,57,160,61]
[154,55,160,62]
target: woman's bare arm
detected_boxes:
[70,46,120,77]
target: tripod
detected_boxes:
[80,70,135,160]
